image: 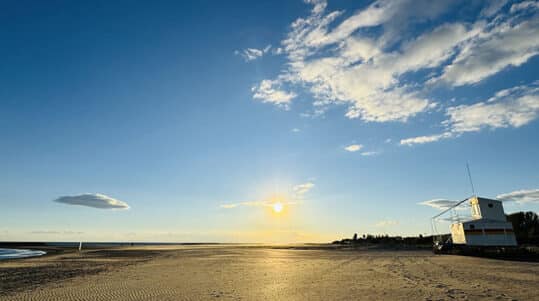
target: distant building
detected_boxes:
[451,197,517,246]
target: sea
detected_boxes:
[0,248,47,260]
[0,242,218,260]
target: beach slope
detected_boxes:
[1,245,538,300]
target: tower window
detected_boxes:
[488,203,493,208]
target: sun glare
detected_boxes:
[272,202,283,213]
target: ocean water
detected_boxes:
[0,248,46,260]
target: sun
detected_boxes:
[272,202,283,213]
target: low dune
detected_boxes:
[1,244,538,300]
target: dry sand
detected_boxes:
[1,244,538,300]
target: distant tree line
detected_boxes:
[332,233,432,246]
[332,211,539,246]
[507,211,539,245]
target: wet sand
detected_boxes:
[1,244,538,300]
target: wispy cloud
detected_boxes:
[344,144,378,155]
[421,189,539,212]
[497,189,539,204]
[235,45,272,62]
[251,0,463,121]
[419,199,461,210]
[445,86,539,133]
[401,82,539,145]
[220,200,271,209]
[400,133,453,146]
[248,0,538,144]
[221,182,315,209]
[219,199,300,210]
[293,182,315,196]
[252,79,297,108]
[360,151,378,156]
[54,193,130,210]
[510,1,539,13]
[434,13,539,86]
[344,144,363,152]
[480,0,508,17]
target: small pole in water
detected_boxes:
[78,241,82,252]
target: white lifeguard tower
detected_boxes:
[432,165,518,253]
[450,197,517,247]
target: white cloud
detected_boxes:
[273,47,284,55]
[480,0,508,17]
[254,0,454,122]
[252,79,297,108]
[419,199,460,210]
[400,82,539,146]
[421,189,539,212]
[400,132,453,146]
[510,1,539,14]
[251,0,460,122]
[375,220,399,227]
[293,182,315,195]
[220,199,300,209]
[291,128,301,133]
[497,189,539,204]
[344,144,363,152]
[221,182,314,209]
[235,45,272,62]
[392,23,477,74]
[220,200,268,209]
[250,0,539,126]
[360,151,378,156]
[437,17,539,86]
[54,193,130,210]
[446,95,539,133]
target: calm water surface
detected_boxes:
[0,248,46,260]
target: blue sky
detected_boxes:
[1,0,538,242]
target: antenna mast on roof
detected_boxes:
[466,162,476,197]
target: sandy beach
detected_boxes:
[0,245,537,300]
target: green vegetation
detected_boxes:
[507,211,539,245]
[332,233,432,248]
[332,211,539,247]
